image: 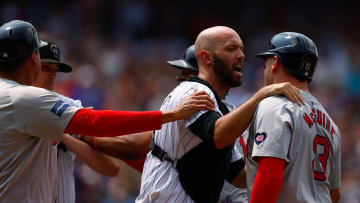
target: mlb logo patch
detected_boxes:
[51,100,70,117]
[255,132,267,145]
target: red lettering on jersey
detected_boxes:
[303,113,313,128]
[326,118,330,132]
[330,127,335,139]
[323,113,326,128]
[317,110,322,125]
[310,108,316,122]
[313,135,329,181]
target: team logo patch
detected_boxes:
[255,132,267,145]
[50,44,60,60]
[51,100,70,117]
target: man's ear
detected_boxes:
[271,55,280,73]
[30,51,40,64]
[199,50,212,66]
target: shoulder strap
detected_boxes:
[185,76,229,115]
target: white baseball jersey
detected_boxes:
[55,93,82,203]
[246,90,341,203]
[0,78,79,203]
[137,81,242,203]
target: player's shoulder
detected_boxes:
[259,95,293,110]
[54,92,83,108]
[10,85,55,102]
[179,81,216,98]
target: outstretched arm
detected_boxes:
[214,82,303,149]
[82,131,152,160]
[64,91,215,137]
[60,134,120,177]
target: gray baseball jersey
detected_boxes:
[55,93,82,203]
[246,90,341,203]
[0,78,79,203]
[136,81,242,203]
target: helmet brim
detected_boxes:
[40,59,73,73]
[255,51,276,59]
[167,59,198,72]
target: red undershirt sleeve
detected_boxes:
[123,158,146,173]
[250,157,285,203]
[64,109,162,137]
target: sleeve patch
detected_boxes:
[51,100,70,117]
[255,132,267,145]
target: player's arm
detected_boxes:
[64,91,215,137]
[60,133,120,177]
[213,82,303,149]
[250,157,286,203]
[330,189,340,203]
[231,167,247,188]
[82,131,152,160]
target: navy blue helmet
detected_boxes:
[167,45,198,72]
[0,20,41,61]
[257,32,318,82]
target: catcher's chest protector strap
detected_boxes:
[150,77,233,203]
[149,138,177,167]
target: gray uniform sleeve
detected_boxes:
[329,131,341,189]
[251,98,294,162]
[12,86,80,141]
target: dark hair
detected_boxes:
[0,54,32,72]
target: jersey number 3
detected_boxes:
[312,135,329,181]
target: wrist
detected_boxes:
[255,87,268,100]
[82,136,93,146]
[161,110,177,124]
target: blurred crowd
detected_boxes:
[1,0,359,202]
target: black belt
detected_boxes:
[150,138,177,167]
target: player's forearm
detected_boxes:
[64,109,162,137]
[231,167,247,188]
[61,134,120,177]
[214,89,266,149]
[83,131,152,160]
[330,189,340,203]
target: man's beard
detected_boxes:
[213,54,242,87]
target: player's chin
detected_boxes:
[232,73,242,86]
[229,77,242,87]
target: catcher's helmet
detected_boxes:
[0,20,41,61]
[256,32,318,82]
[167,45,198,72]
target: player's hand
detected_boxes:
[162,91,215,123]
[261,82,304,106]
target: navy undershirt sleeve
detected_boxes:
[189,111,222,147]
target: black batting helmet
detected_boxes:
[167,45,199,72]
[256,32,318,82]
[0,20,41,62]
